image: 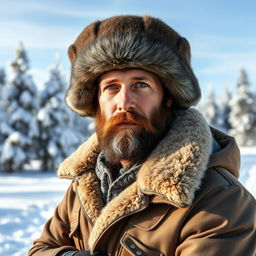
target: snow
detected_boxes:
[240,147,256,155]
[48,141,58,157]
[11,108,33,124]
[0,133,29,164]
[228,70,256,146]
[1,140,15,161]
[0,172,71,255]
[0,122,14,136]
[0,153,255,255]
[20,90,33,107]
[245,166,256,196]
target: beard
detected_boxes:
[95,105,171,165]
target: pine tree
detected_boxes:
[202,86,222,129]
[219,87,232,133]
[0,68,11,171]
[0,68,5,85]
[229,69,256,146]
[37,57,89,171]
[0,68,16,160]
[0,43,39,172]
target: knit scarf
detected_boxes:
[95,152,141,204]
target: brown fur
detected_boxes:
[65,15,201,116]
[58,133,100,178]
[58,108,212,250]
[75,170,104,224]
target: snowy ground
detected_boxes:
[0,150,255,255]
[0,172,71,255]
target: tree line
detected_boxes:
[0,43,93,172]
[199,69,256,147]
[0,43,255,172]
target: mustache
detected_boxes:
[97,110,158,138]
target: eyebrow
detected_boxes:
[130,76,151,81]
[100,76,153,86]
[131,76,158,84]
[99,78,119,87]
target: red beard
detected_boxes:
[95,108,170,164]
[97,111,158,136]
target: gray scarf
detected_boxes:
[95,152,141,204]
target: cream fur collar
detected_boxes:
[58,108,212,250]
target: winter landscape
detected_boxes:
[0,151,255,255]
[1,6,256,255]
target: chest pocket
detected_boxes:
[129,203,171,230]
[120,203,171,256]
[121,234,164,256]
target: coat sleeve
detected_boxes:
[176,184,256,256]
[27,182,80,256]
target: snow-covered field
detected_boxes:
[0,150,255,256]
[0,172,70,255]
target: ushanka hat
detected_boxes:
[66,15,201,117]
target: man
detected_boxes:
[28,15,256,256]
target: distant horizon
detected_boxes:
[1,0,256,99]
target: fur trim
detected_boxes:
[58,133,100,178]
[137,108,212,207]
[66,32,200,116]
[75,170,104,224]
[88,182,148,250]
[58,108,212,250]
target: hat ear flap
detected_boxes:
[68,44,77,63]
[177,37,191,64]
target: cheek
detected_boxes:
[98,97,114,120]
[142,96,163,119]
[104,109,112,121]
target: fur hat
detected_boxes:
[66,15,201,117]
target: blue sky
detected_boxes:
[0,0,256,99]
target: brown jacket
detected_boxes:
[28,109,256,256]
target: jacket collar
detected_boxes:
[58,108,212,206]
[58,108,213,250]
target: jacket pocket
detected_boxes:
[120,234,164,256]
[129,203,171,231]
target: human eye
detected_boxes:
[104,84,119,91]
[133,82,149,89]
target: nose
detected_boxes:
[116,86,134,112]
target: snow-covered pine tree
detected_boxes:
[0,43,39,172]
[0,68,12,171]
[202,86,223,130]
[0,68,16,171]
[37,57,89,171]
[229,69,256,146]
[0,68,5,85]
[67,112,93,154]
[218,86,232,133]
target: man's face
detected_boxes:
[98,69,164,123]
[96,69,172,165]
